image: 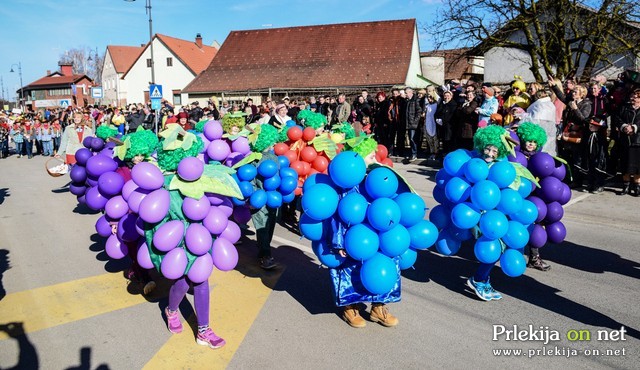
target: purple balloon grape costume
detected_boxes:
[431,125,541,302]
[300,136,439,327]
[511,122,571,271]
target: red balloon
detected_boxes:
[284,150,297,164]
[312,156,329,172]
[382,158,394,167]
[274,143,289,156]
[287,126,303,141]
[302,127,316,142]
[377,145,388,159]
[301,161,311,176]
[290,160,306,176]
[294,187,303,196]
[300,146,318,162]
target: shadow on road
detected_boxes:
[0,322,39,370]
[0,187,9,205]
[65,347,109,370]
[0,249,10,301]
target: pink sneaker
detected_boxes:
[165,307,183,334]
[196,328,226,349]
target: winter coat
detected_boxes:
[614,104,640,147]
[435,99,458,141]
[401,96,423,130]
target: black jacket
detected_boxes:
[435,99,458,141]
[400,95,423,130]
[126,112,144,131]
[614,104,640,147]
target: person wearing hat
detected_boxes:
[268,103,291,128]
[188,101,204,124]
[174,111,191,130]
[475,86,499,128]
[502,77,531,125]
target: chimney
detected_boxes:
[58,62,73,76]
[195,33,203,48]
[46,70,51,75]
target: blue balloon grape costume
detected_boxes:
[510,122,571,271]
[300,139,438,327]
[431,125,540,302]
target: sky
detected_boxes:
[0,0,443,101]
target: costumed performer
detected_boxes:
[56,112,94,165]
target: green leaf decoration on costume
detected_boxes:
[508,162,540,190]
[180,132,195,151]
[202,163,235,176]
[115,137,131,161]
[369,163,416,194]
[343,135,367,150]
[158,124,184,150]
[231,152,262,169]
[310,135,338,159]
[223,128,251,140]
[500,132,517,158]
[297,109,326,129]
[332,122,355,139]
[169,165,242,199]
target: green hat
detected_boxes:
[516,121,547,151]
[297,109,326,130]
[473,125,513,159]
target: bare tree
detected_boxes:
[427,0,640,82]
[59,47,104,83]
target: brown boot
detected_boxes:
[370,303,399,327]
[342,304,366,328]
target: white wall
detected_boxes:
[405,27,428,88]
[483,47,548,84]
[420,56,445,86]
[101,53,118,106]
[123,38,197,104]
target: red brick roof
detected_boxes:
[421,48,473,81]
[183,19,417,93]
[108,45,145,73]
[26,72,90,88]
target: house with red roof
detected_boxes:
[21,62,95,110]
[182,19,428,104]
[107,33,217,106]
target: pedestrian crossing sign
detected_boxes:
[60,99,70,108]
[150,84,163,99]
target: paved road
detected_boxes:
[0,154,638,369]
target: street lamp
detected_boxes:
[10,62,24,109]
[125,0,155,84]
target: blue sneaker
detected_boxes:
[467,277,492,301]
[484,279,503,301]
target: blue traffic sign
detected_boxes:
[150,84,163,99]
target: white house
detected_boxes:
[101,45,144,107]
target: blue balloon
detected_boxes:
[279,176,298,194]
[450,202,481,229]
[301,183,339,221]
[237,164,257,182]
[312,239,346,268]
[445,176,471,203]
[238,181,254,198]
[407,220,439,250]
[249,189,267,209]
[258,160,279,178]
[266,191,283,208]
[398,248,418,270]
[299,213,326,241]
[432,184,447,205]
[394,192,426,228]
[365,167,399,199]
[345,223,379,261]
[303,173,335,193]
[479,210,509,239]
[502,220,529,250]
[337,192,368,225]
[497,188,523,215]
[444,149,471,177]
[448,224,473,241]
[279,167,298,179]
[435,169,452,188]
[500,249,526,277]
[510,199,538,225]
[263,174,281,191]
[435,229,461,256]
[328,151,366,189]
[360,253,398,294]
[464,158,489,183]
[473,236,502,264]
[428,204,450,230]
[277,155,290,169]
[488,160,517,188]
[470,180,501,210]
[286,120,296,127]
[379,224,411,257]
[517,178,533,198]
[282,191,296,203]
[367,198,401,231]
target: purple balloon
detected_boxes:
[74,148,93,166]
[509,130,521,152]
[187,253,214,283]
[153,220,185,252]
[183,195,211,221]
[83,136,94,149]
[224,152,244,167]
[98,171,125,197]
[131,162,164,190]
[105,234,128,259]
[529,224,548,248]
[217,198,234,217]
[527,195,548,223]
[185,223,213,256]
[212,237,239,271]
[127,187,151,214]
[203,207,229,235]
[121,179,137,201]
[538,176,564,203]
[177,157,204,181]
[233,205,252,224]
[507,151,528,168]
[220,220,241,244]
[137,242,154,269]
[207,139,231,161]
[69,182,87,196]
[105,195,129,219]
[117,213,140,243]
[231,137,251,155]
[205,193,227,206]
[551,162,567,181]
[91,137,105,151]
[546,221,566,243]
[544,201,564,223]
[138,188,170,223]
[85,186,109,211]
[198,133,211,153]
[77,194,86,205]
[203,120,223,141]
[558,183,572,205]
[161,247,188,279]
[70,165,87,183]
[135,216,145,236]
[86,175,99,188]
[95,215,113,238]
[529,152,555,178]
[86,154,118,178]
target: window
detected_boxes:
[173,94,181,105]
[146,58,152,68]
[167,57,173,67]
[48,88,71,96]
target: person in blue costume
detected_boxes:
[327,137,400,328]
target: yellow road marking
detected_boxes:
[143,266,282,369]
